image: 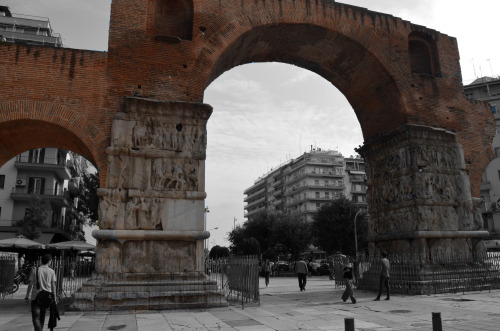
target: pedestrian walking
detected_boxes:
[328,258,334,280]
[295,258,308,291]
[263,259,272,287]
[374,251,390,301]
[27,254,57,331]
[341,260,356,304]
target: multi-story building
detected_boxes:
[465,76,500,245]
[0,5,62,47]
[0,148,86,244]
[244,148,367,222]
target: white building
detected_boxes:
[465,76,500,246]
[244,148,367,222]
[0,148,86,244]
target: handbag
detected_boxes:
[34,267,53,309]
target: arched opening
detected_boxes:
[408,31,441,76]
[201,23,407,140]
[149,0,193,41]
[204,62,366,254]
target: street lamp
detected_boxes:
[206,227,218,255]
[233,217,237,230]
[353,209,365,258]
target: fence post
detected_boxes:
[432,312,442,331]
[345,318,355,331]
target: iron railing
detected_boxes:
[0,254,16,298]
[331,251,500,295]
[54,255,259,311]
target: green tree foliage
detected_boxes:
[17,195,51,240]
[209,245,230,259]
[228,211,311,258]
[240,237,261,256]
[272,214,312,260]
[312,197,369,255]
[77,171,99,226]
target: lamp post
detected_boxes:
[233,217,237,230]
[204,206,210,257]
[353,209,364,258]
[207,227,218,256]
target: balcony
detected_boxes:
[15,156,71,180]
[244,197,266,210]
[11,187,69,207]
[244,206,266,218]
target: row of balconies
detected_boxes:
[284,183,345,196]
[10,187,70,207]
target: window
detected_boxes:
[28,177,45,194]
[0,175,4,189]
[315,192,320,198]
[495,148,500,158]
[315,180,319,186]
[325,180,329,186]
[325,192,330,199]
[28,148,45,164]
[493,105,497,114]
[316,203,321,209]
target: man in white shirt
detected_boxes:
[26,254,57,331]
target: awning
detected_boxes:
[484,240,500,249]
[0,232,18,240]
[36,233,55,245]
[349,170,366,175]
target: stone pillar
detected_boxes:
[74,97,225,310]
[360,125,488,259]
[357,125,489,293]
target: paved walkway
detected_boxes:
[1,277,500,330]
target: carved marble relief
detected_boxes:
[151,158,199,192]
[124,198,164,230]
[122,240,196,273]
[128,121,207,157]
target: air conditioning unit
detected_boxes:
[16,179,26,186]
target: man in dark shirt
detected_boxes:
[374,251,390,301]
[295,258,308,291]
[342,261,356,304]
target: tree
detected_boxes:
[76,171,99,226]
[17,195,51,240]
[271,214,312,260]
[227,211,274,255]
[209,245,230,259]
[312,197,369,255]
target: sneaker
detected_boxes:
[352,299,356,304]
[385,297,390,300]
[373,298,380,301]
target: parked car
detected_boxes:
[275,261,290,271]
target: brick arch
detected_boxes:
[0,101,108,184]
[191,17,407,140]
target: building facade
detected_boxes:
[0,5,62,47]
[0,148,86,243]
[244,149,367,222]
[465,76,500,245]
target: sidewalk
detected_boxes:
[1,277,500,330]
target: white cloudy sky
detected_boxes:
[3,0,500,247]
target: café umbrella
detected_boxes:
[0,237,45,249]
[47,240,95,251]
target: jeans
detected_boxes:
[377,275,390,299]
[31,299,47,331]
[343,279,356,302]
[297,273,307,290]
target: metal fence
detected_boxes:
[0,254,16,298]
[334,251,500,295]
[206,256,260,308]
[54,255,259,311]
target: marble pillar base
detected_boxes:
[70,274,228,311]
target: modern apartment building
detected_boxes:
[0,148,87,244]
[465,76,500,245]
[244,148,367,222]
[0,5,62,47]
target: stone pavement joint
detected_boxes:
[1,277,500,330]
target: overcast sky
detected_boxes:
[3,0,500,247]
